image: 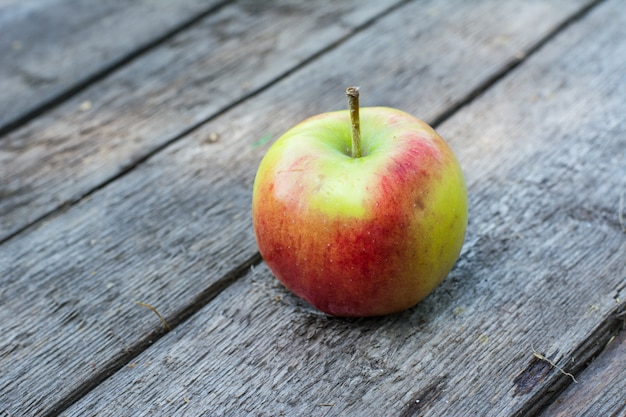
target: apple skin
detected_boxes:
[252,107,467,317]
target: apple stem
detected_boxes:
[346,86,362,158]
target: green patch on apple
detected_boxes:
[252,87,467,317]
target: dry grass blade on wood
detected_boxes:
[135,301,171,331]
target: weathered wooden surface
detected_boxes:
[0,0,226,134]
[57,0,626,415]
[0,0,402,241]
[2,1,591,415]
[1,0,624,416]
[540,327,626,416]
[0,0,404,243]
[0,0,597,242]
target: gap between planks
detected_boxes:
[519,308,626,416]
[43,252,262,417]
[428,0,606,128]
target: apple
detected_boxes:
[252,87,467,317]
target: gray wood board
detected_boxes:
[2,0,579,415]
[540,328,626,417]
[0,0,593,243]
[0,0,227,133]
[0,0,606,415]
[60,0,626,415]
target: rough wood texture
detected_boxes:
[59,0,626,415]
[0,0,227,134]
[0,0,403,243]
[1,0,621,415]
[540,328,626,417]
[1,1,590,415]
[0,0,593,243]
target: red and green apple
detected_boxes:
[252,88,467,317]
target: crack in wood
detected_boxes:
[512,305,625,416]
[513,351,556,397]
[398,375,449,417]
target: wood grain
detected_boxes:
[0,0,612,415]
[2,0,584,414]
[0,0,404,243]
[58,0,626,415]
[0,0,227,134]
[0,0,593,243]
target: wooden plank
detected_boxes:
[0,0,228,135]
[57,0,626,415]
[0,0,604,415]
[540,328,626,416]
[0,0,404,243]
